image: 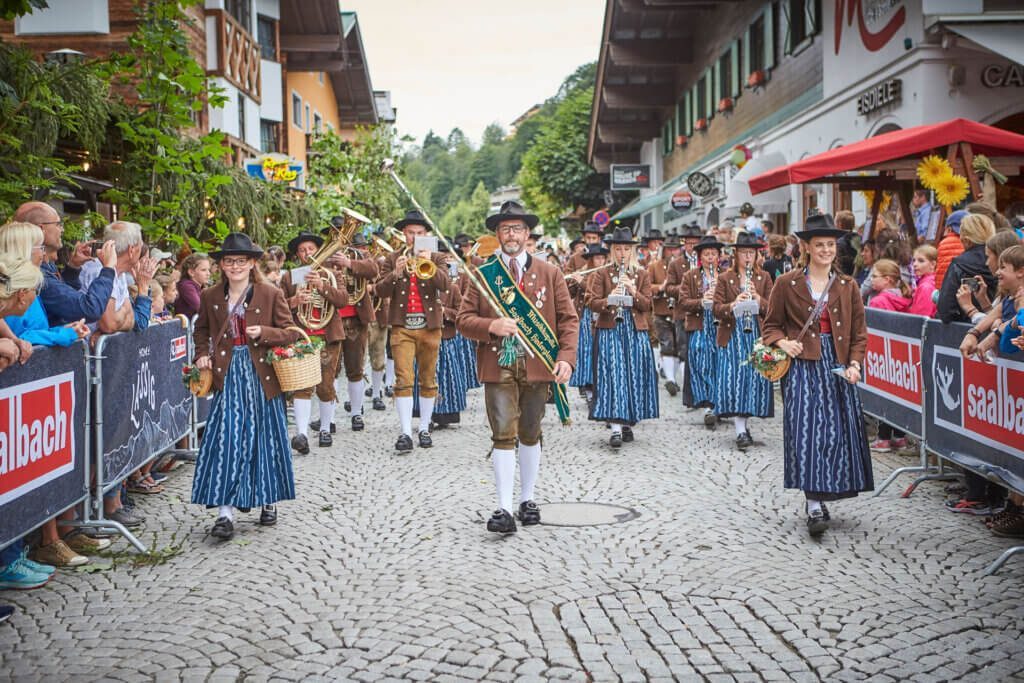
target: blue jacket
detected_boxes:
[40,260,115,326]
[4,297,79,347]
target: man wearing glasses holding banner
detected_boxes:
[457,201,578,534]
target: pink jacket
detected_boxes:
[868,289,912,313]
[908,273,937,317]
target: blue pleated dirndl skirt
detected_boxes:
[685,313,718,409]
[192,346,295,508]
[781,333,874,500]
[456,333,481,390]
[713,319,774,418]
[569,307,595,388]
[590,312,659,425]
[434,335,468,416]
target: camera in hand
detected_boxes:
[960,277,980,293]
[89,241,104,257]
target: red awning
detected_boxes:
[748,118,1024,194]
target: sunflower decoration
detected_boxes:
[934,173,970,209]
[916,155,952,190]
[859,189,891,212]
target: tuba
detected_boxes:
[296,207,371,329]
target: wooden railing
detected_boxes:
[207,9,261,103]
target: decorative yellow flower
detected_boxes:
[934,173,970,209]
[859,190,891,212]
[917,155,952,190]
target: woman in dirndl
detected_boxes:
[585,227,658,448]
[712,231,775,451]
[762,215,873,536]
[679,235,724,428]
[432,246,468,427]
[567,243,608,400]
[191,233,300,541]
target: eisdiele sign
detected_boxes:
[0,373,76,505]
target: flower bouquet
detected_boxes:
[181,364,213,397]
[266,327,323,392]
[744,337,791,381]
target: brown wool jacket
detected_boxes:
[193,281,300,400]
[280,266,350,342]
[711,268,774,347]
[440,281,462,340]
[647,257,672,317]
[335,256,381,325]
[761,269,868,366]
[664,255,695,322]
[457,254,579,383]
[679,267,720,332]
[374,249,451,330]
[585,266,653,330]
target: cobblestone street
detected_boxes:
[2,385,1023,682]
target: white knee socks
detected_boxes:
[348,379,364,417]
[217,505,233,521]
[396,396,413,437]
[371,369,385,398]
[677,361,686,383]
[734,416,747,436]
[662,356,677,382]
[611,424,623,435]
[318,401,334,432]
[492,448,516,513]
[293,398,312,437]
[418,396,434,433]
[518,442,541,503]
[385,358,395,387]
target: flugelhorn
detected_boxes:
[403,246,437,280]
[296,207,369,328]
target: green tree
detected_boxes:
[440,181,491,238]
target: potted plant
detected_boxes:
[675,134,688,147]
[746,70,766,89]
[694,118,708,132]
[717,97,734,113]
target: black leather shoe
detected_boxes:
[318,431,332,447]
[486,509,517,534]
[259,505,277,526]
[343,401,351,413]
[372,397,386,411]
[385,386,394,397]
[703,411,717,429]
[291,434,310,455]
[517,501,541,526]
[821,503,831,522]
[210,517,234,540]
[364,386,372,397]
[665,380,679,397]
[622,426,634,443]
[610,433,623,448]
[395,434,413,452]
[351,415,364,431]
[309,420,336,434]
[418,430,433,448]
[737,431,753,451]
[807,509,828,536]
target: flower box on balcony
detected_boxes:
[694,118,708,132]
[717,98,734,114]
[675,135,688,147]
[746,70,766,89]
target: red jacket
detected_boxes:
[934,234,964,291]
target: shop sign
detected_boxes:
[245,153,302,183]
[610,164,651,190]
[856,78,901,116]
[686,171,715,198]
[670,190,693,211]
[982,64,1024,88]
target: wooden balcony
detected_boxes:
[207,9,261,103]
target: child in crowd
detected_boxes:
[908,245,938,317]
[866,258,912,452]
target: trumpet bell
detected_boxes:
[474,235,500,259]
[408,257,436,280]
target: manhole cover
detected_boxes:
[540,502,640,527]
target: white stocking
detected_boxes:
[371,369,385,398]
[418,396,434,433]
[492,448,515,513]
[396,396,413,437]
[348,379,364,417]
[293,398,312,437]
[318,401,335,432]
[518,442,541,503]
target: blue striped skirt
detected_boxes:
[590,312,659,425]
[457,333,481,390]
[781,334,874,499]
[713,320,774,418]
[192,346,295,508]
[569,307,595,388]
[685,314,718,408]
[435,336,468,415]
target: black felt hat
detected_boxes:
[727,231,765,250]
[395,209,434,232]
[644,229,665,244]
[663,233,682,248]
[794,214,846,241]
[485,200,539,230]
[287,231,323,255]
[212,232,264,260]
[693,235,724,253]
[582,243,609,258]
[581,220,604,235]
[605,226,638,245]
[679,224,703,239]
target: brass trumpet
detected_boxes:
[403,247,437,280]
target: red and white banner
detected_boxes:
[862,328,922,411]
[0,372,76,506]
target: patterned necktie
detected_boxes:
[509,257,520,289]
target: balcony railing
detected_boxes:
[208,9,261,103]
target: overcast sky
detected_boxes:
[342,0,605,147]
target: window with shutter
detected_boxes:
[730,41,741,98]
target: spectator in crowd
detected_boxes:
[911,189,935,241]
[12,201,118,327]
[761,234,792,282]
[854,239,875,287]
[155,272,177,313]
[955,230,1019,329]
[934,210,967,290]
[79,221,155,333]
[739,203,761,236]
[936,214,996,324]
[266,244,286,267]
[147,281,172,323]
[259,258,282,286]
[1013,216,1024,241]
[176,252,210,319]
[833,210,860,277]
[965,200,1011,232]
[908,245,938,317]
[865,258,913,452]
[761,219,775,236]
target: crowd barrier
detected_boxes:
[859,308,1024,575]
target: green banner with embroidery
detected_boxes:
[477,256,571,425]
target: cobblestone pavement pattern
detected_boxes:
[2,384,1023,682]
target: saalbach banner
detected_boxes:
[98,321,192,489]
[923,320,1024,494]
[0,343,88,550]
[858,309,927,437]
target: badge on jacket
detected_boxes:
[534,286,547,310]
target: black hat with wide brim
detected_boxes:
[287,231,324,255]
[581,220,604,235]
[693,235,725,253]
[726,231,765,250]
[644,229,665,244]
[485,200,539,230]
[663,234,682,248]
[604,226,639,245]
[582,243,610,258]
[794,214,847,241]
[211,232,265,260]
[679,224,703,239]
[395,209,434,232]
